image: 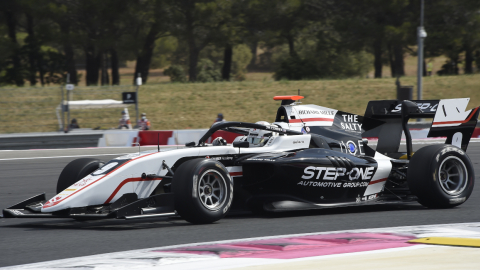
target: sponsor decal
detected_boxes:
[297,181,369,188]
[73,178,90,187]
[265,137,276,146]
[11,210,24,215]
[347,141,356,154]
[440,147,464,156]
[391,103,438,113]
[65,189,76,191]
[207,156,234,161]
[192,175,198,198]
[449,197,466,204]
[92,162,119,176]
[305,126,310,132]
[115,153,139,160]
[248,158,275,161]
[343,182,369,188]
[293,140,305,144]
[301,166,375,181]
[340,140,365,155]
[356,193,378,203]
[341,115,362,131]
[266,126,285,132]
[298,110,335,116]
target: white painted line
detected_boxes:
[0,146,141,153]
[0,153,131,161]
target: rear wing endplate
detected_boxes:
[363,98,479,153]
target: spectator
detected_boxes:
[427,62,433,76]
[214,113,225,123]
[137,112,151,130]
[118,108,132,130]
[69,118,80,129]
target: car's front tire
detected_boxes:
[172,158,233,224]
[57,158,104,193]
[407,144,474,208]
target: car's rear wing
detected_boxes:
[363,98,479,155]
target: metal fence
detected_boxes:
[0,85,138,134]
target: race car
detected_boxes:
[3,96,478,224]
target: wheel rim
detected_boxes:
[438,156,468,195]
[198,169,227,211]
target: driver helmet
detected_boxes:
[247,121,273,147]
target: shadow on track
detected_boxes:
[4,202,431,231]
[3,217,192,231]
[230,202,429,219]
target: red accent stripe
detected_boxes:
[104,177,162,204]
[43,152,158,209]
[432,107,479,126]
[290,118,334,123]
[229,172,242,176]
[369,178,387,185]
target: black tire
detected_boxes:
[172,158,233,224]
[57,158,104,193]
[407,144,474,208]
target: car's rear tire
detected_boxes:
[407,144,474,208]
[57,158,104,193]
[172,158,233,224]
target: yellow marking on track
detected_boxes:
[409,237,480,247]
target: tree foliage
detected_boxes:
[0,0,479,86]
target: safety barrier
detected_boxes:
[136,130,174,146]
[95,129,242,147]
[0,130,105,150]
[2,127,480,150]
[97,130,139,147]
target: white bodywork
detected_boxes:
[42,134,316,212]
[431,98,474,128]
[43,101,400,213]
[284,104,337,132]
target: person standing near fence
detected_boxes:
[118,108,132,129]
[427,61,433,76]
[69,118,80,130]
[214,113,225,123]
[137,112,151,130]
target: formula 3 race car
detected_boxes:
[3,96,479,224]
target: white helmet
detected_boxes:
[247,121,273,147]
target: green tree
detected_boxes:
[425,0,480,74]
[131,0,171,84]
[169,0,230,81]
[0,0,24,86]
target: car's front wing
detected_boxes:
[2,193,176,220]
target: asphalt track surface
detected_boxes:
[2,143,480,267]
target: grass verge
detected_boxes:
[1,74,480,133]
